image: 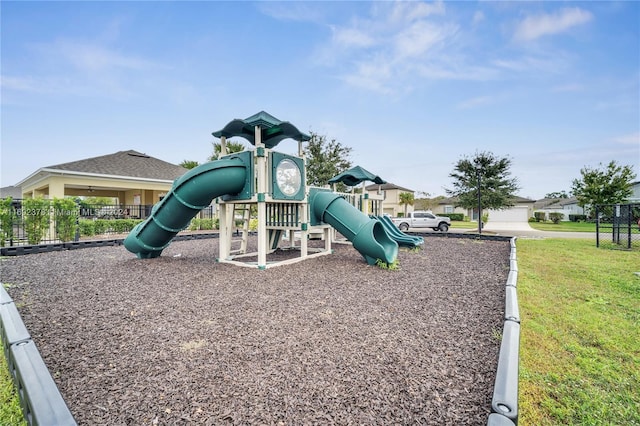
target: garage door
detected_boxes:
[487,207,529,222]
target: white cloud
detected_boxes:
[472,10,485,26]
[314,1,483,94]
[1,75,38,92]
[50,39,159,72]
[4,38,169,101]
[393,21,456,59]
[551,83,584,93]
[492,53,569,74]
[514,7,593,42]
[457,95,498,109]
[610,132,640,146]
[385,0,445,24]
[257,2,326,23]
[331,26,376,49]
[341,56,394,95]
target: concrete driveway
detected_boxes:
[409,222,596,239]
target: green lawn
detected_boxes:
[450,220,478,229]
[517,238,639,425]
[528,221,597,232]
[0,342,25,426]
[452,220,598,232]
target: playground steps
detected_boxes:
[229,204,251,255]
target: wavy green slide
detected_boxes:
[124,157,247,258]
[374,214,424,248]
[311,191,398,265]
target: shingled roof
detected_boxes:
[364,182,414,192]
[44,150,188,181]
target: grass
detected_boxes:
[451,220,597,232]
[528,221,597,232]
[517,238,639,425]
[0,342,25,426]
[450,220,478,229]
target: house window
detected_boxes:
[444,205,454,213]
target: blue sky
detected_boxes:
[2,1,638,200]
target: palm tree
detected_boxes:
[399,192,414,217]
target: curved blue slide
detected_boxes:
[124,157,247,258]
[311,191,398,265]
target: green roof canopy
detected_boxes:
[328,165,386,187]
[212,111,311,149]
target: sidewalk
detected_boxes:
[470,222,596,239]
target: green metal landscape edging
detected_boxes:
[1,285,77,426]
[410,232,520,425]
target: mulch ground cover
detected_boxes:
[1,235,510,425]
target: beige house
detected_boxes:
[435,196,535,222]
[16,150,188,212]
[365,182,415,217]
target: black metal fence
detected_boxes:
[596,203,640,250]
[0,200,216,247]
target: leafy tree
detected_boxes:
[82,196,115,206]
[22,197,51,245]
[399,192,414,217]
[571,160,636,215]
[52,198,78,242]
[445,151,520,211]
[208,140,246,161]
[415,195,444,211]
[544,191,570,199]
[303,132,352,189]
[179,160,199,169]
[0,197,16,246]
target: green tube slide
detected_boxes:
[310,191,398,265]
[124,157,247,258]
[375,215,424,248]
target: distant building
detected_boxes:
[364,182,415,217]
[15,150,188,211]
[432,196,535,222]
[628,181,640,203]
[533,197,584,221]
[0,185,22,199]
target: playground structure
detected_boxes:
[124,111,421,269]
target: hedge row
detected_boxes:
[440,213,464,221]
[79,219,143,236]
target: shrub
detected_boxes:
[569,214,587,222]
[111,219,141,233]
[93,219,109,234]
[528,217,537,223]
[52,198,78,242]
[0,197,15,247]
[22,198,50,245]
[534,211,546,222]
[79,219,96,236]
[441,213,464,221]
[189,218,215,230]
[548,212,564,224]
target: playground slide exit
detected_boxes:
[124,157,247,258]
[311,191,398,266]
